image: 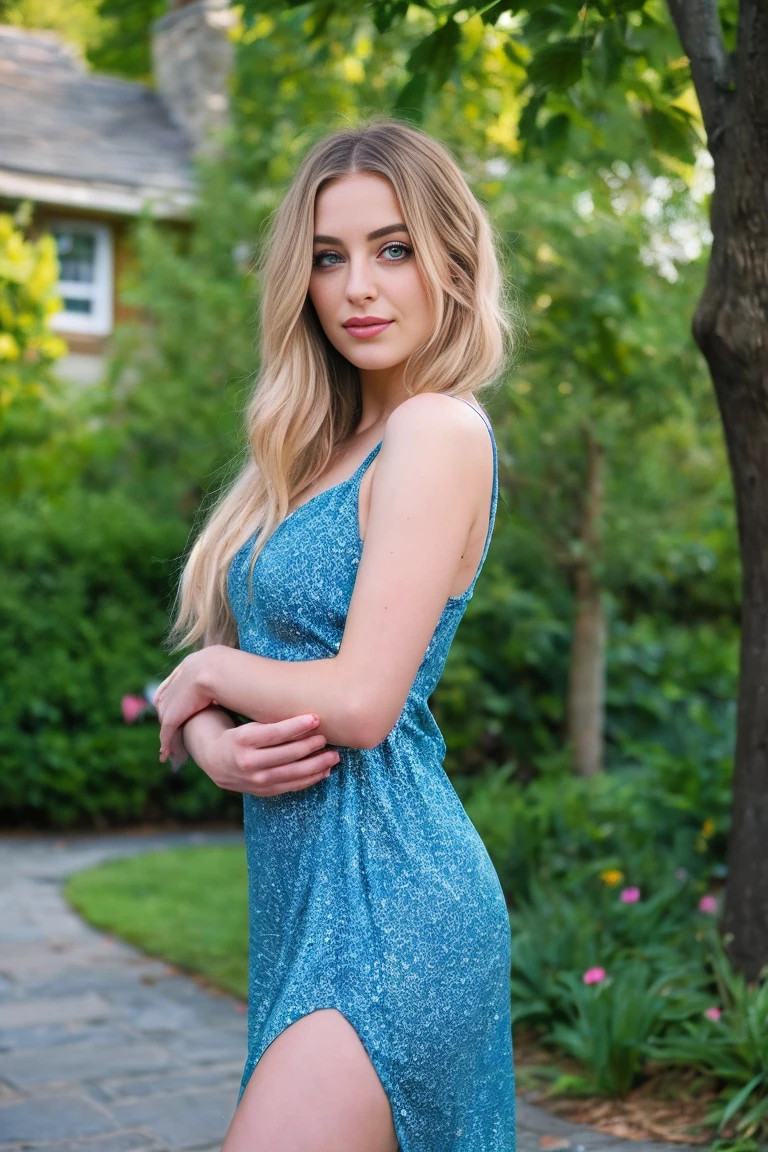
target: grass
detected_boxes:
[65,844,250,999]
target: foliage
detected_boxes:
[248,0,707,175]
[95,162,269,514]
[0,161,275,828]
[0,206,68,437]
[1,0,106,55]
[2,15,737,834]
[87,0,167,81]
[648,927,768,1139]
[548,962,689,1098]
[0,479,244,827]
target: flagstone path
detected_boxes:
[0,830,688,1152]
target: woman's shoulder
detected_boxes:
[385,391,492,443]
[375,392,494,510]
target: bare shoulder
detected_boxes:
[382,392,492,462]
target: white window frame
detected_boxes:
[49,219,114,337]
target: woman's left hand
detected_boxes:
[155,649,218,764]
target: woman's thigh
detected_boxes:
[222,1008,400,1152]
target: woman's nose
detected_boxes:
[345,256,377,302]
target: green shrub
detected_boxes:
[0,486,242,827]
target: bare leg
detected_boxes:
[222,1009,400,1152]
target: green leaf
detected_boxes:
[371,0,411,34]
[527,38,587,91]
[405,19,461,90]
[591,21,627,87]
[393,71,429,122]
[719,1072,765,1129]
[642,105,698,164]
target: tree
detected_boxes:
[246,0,766,980]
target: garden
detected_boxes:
[2,0,767,1146]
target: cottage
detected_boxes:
[0,0,236,384]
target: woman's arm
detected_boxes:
[177,705,341,796]
[180,705,236,766]
[187,394,493,750]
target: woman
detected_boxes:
[154,117,518,1152]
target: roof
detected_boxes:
[0,25,196,219]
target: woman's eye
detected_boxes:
[312,251,342,268]
[311,242,413,269]
[381,243,412,261]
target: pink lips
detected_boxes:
[342,316,393,339]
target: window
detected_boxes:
[49,220,114,337]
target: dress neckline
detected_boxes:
[282,440,384,528]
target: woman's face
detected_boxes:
[307,172,434,377]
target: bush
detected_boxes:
[0,484,242,827]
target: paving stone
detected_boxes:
[2,1040,175,1089]
[109,1087,235,1150]
[0,992,110,1030]
[0,1095,116,1143]
[0,941,131,980]
[11,1130,163,1152]
[23,964,171,1001]
[97,1064,242,1103]
[0,1023,131,1055]
[164,1028,246,1067]
[514,1100,682,1151]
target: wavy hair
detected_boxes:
[168,116,520,651]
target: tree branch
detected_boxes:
[665,0,732,145]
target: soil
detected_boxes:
[514,1029,722,1145]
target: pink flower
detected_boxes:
[620,887,641,904]
[698,895,718,914]
[121,694,150,724]
[704,1007,722,1021]
[583,967,606,985]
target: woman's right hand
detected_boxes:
[193,712,341,797]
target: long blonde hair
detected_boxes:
[168,116,518,651]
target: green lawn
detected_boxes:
[65,845,249,999]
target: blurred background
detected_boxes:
[2,0,762,1141]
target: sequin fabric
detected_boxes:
[226,398,516,1150]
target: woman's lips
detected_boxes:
[343,321,393,339]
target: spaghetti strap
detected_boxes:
[448,394,494,436]
[443,394,498,601]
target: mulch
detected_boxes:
[514,1029,723,1145]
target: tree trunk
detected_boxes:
[670,0,768,980]
[567,423,606,777]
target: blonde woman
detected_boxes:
[154,118,517,1151]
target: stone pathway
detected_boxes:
[0,830,687,1152]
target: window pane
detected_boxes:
[62,297,93,314]
[53,230,96,284]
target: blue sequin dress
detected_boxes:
[227,398,516,1150]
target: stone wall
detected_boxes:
[151,0,237,156]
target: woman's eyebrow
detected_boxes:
[313,223,410,244]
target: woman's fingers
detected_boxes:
[250,750,340,797]
[235,726,328,768]
[247,747,341,795]
[253,714,322,747]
